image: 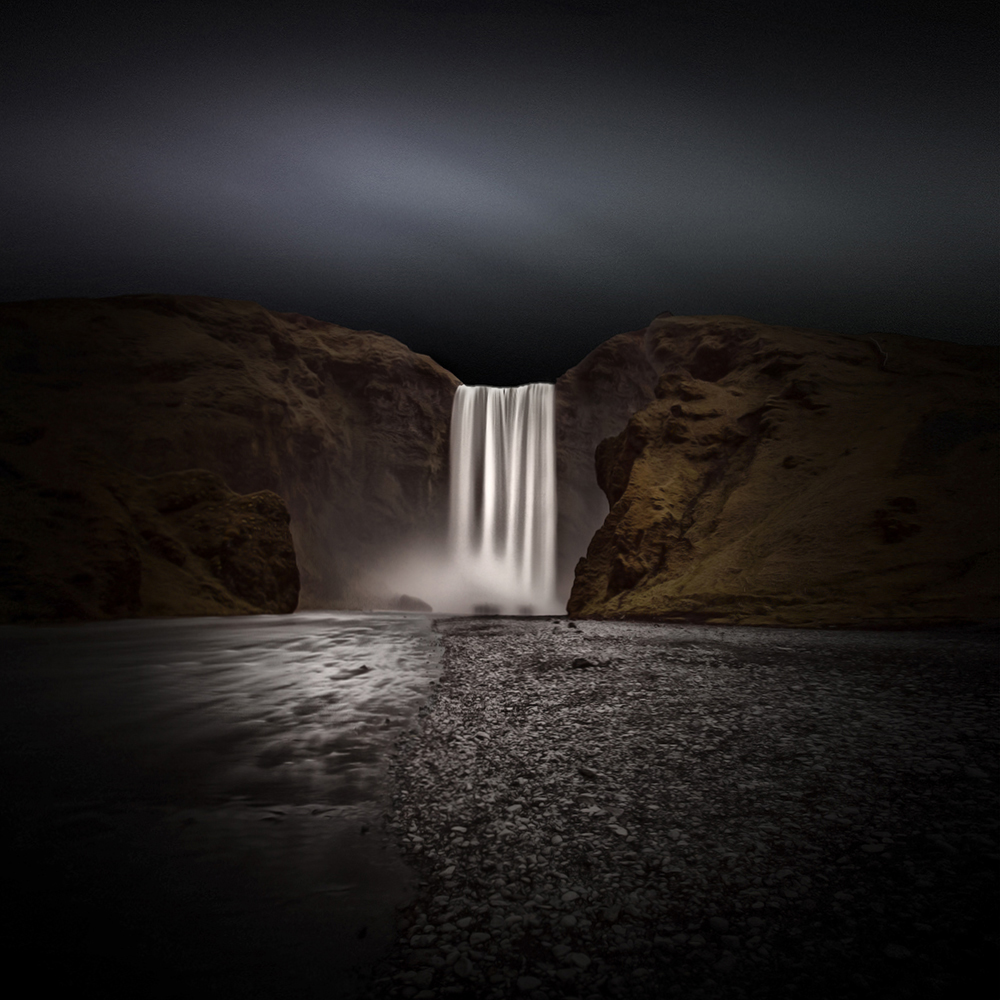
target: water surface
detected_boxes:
[0,611,442,998]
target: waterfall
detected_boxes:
[448,383,557,615]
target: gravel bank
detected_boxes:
[361,618,998,1000]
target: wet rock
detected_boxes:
[715,953,737,973]
[389,594,433,612]
[367,619,996,1000]
[452,955,474,978]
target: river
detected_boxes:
[0,611,443,998]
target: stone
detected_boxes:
[388,594,433,612]
[715,953,737,973]
[517,976,542,991]
[0,457,299,621]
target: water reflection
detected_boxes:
[0,611,442,998]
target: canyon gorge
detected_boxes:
[0,295,996,626]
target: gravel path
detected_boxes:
[361,618,998,1000]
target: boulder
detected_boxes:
[568,315,999,626]
[0,443,298,621]
[387,594,433,612]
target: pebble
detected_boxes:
[362,620,996,1000]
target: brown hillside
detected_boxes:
[568,315,999,626]
[0,295,459,619]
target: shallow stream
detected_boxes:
[0,611,443,998]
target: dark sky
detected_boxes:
[2,1,996,386]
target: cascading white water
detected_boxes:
[448,383,558,615]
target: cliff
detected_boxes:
[0,295,459,620]
[568,315,999,626]
[554,326,660,603]
[0,449,298,621]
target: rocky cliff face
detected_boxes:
[554,326,660,603]
[568,315,999,626]
[0,295,459,619]
[5,298,995,626]
[0,447,299,621]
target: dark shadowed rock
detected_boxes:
[387,594,433,612]
[568,314,999,626]
[555,325,662,604]
[0,294,459,619]
[0,444,298,621]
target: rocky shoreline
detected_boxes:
[359,618,997,1000]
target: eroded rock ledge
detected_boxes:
[569,316,999,626]
[0,444,298,621]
